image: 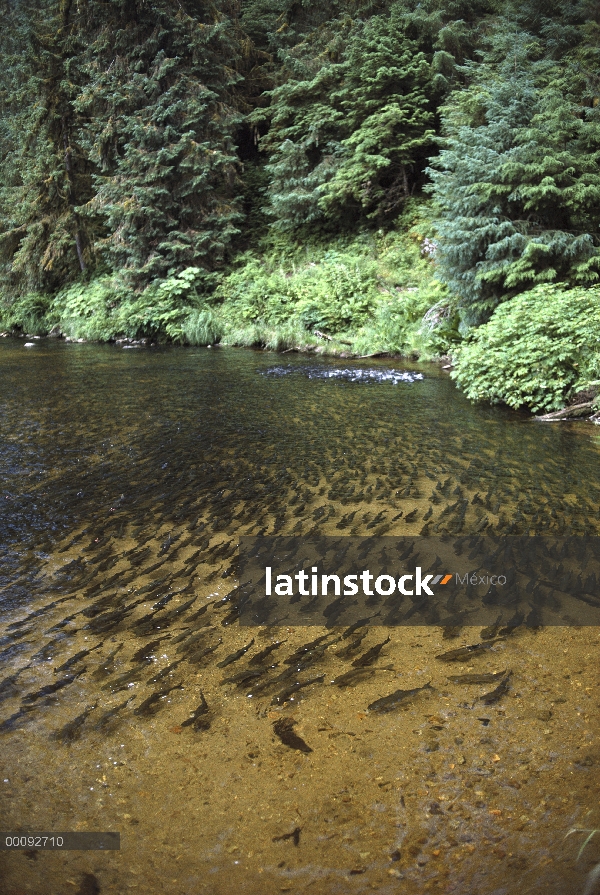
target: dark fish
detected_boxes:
[352,636,391,668]
[141,559,167,576]
[133,682,184,717]
[271,674,325,706]
[159,533,179,555]
[136,576,170,595]
[448,670,507,684]
[333,664,395,688]
[85,599,144,634]
[174,626,215,655]
[146,658,186,686]
[216,638,255,668]
[479,671,512,705]
[52,702,98,743]
[0,666,30,705]
[0,641,32,662]
[342,617,376,638]
[435,638,504,662]
[54,643,103,674]
[6,597,74,630]
[272,827,301,846]
[91,643,123,679]
[169,628,194,646]
[368,682,433,713]
[248,640,287,665]
[81,593,123,619]
[220,665,273,686]
[45,612,80,633]
[480,614,503,640]
[94,696,135,730]
[129,636,171,664]
[245,664,301,697]
[152,594,174,611]
[0,704,38,732]
[101,666,143,693]
[23,669,86,703]
[273,717,312,753]
[152,596,197,623]
[336,632,368,659]
[284,635,334,666]
[181,692,211,730]
[185,603,211,624]
[0,627,35,648]
[186,639,222,665]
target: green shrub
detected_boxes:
[49,267,209,341]
[451,284,600,412]
[115,268,208,341]
[214,222,455,359]
[0,292,51,334]
[216,249,381,334]
[50,277,124,340]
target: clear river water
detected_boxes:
[1,340,600,895]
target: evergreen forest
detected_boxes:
[1,0,599,412]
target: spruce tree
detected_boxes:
[76,0,243,287]
[0,0,94,296]
[259,4,435,230]
[427,32,600,325]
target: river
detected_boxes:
[1,340,599,895]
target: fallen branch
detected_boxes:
[535,401,595,421]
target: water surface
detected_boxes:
[1,341,599,895]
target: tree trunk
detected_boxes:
[62,125,86,273]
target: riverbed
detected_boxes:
[1,341,599,895]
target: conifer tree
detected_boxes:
[75,0,243,287]
[0,0,94,295]
[259,5,434,230]
[428,33,600,324]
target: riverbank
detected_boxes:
[1,224,599,417]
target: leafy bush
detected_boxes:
[217,249,381,334]
[49,267,208,341]
[0,292,51,334]
[50,277,124,340]
[451,284,600,412]
[116,268,208,342]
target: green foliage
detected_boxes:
[428,30,600,324]
[0,292,52,335]
[212,219,454,356]
[76,0,243,286]
[451,284,600,412]
[49,277,127,341]
[216,248,381,333]
[48,267,209,341]
[258,4,435,230]
[182,308,224,347]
